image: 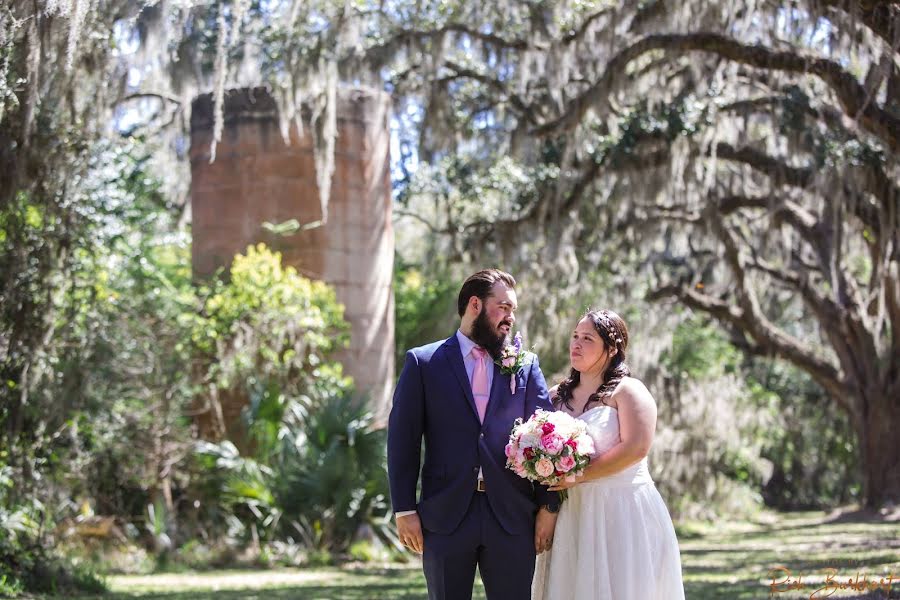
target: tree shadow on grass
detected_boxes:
[91,584,429,600]
[63,568,486,600]
[684,578,766,600]
[68,582,486,600]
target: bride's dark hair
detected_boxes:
[555,309,631,413]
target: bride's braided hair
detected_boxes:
[555,309,630,413]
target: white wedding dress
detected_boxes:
[532,406,685,600]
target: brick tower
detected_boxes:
[190,86,394,432]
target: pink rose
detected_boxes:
[535,457,554,478]
[540,433,564,454]
[541,422,555,435]
[557,455,576,472]
[502,356,516,368]
[505,441,518,458]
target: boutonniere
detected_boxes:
[495,332,531,394]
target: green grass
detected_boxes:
[46,510,900,599]
[88,567,439,600]
[679,510,900,599]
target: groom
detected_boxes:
[388,268,560,600]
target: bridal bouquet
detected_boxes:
[505,409,595,488]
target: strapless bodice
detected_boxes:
[578,405,653,487]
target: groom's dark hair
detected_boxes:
[457,269,516,317]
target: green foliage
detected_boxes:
[753,362,861,509]
[256,540,305,567]
[0,541,106,598]
[277,392,390,554]
[192,391,391,556]
[348,540,391,563]
[393,262,457,368]
[65,202,200,552]
[0,460,106,596]
[580,100,709,170]
[0,461,35,596]
[1,130,373,575]
[196,243,350,394]
[662,318,742,380]
[400,154,561,217]
[0,141,195,591]
[659,316,861,510]
[304,548,334,567]
[182,245,368,553]
[192,440,282,544]
[184,247,389,556]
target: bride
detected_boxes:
[532,309,685,600]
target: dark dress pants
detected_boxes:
[422,492,536,600]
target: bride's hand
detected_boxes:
[548,475,582,491]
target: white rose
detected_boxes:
[519,432,541,448]
[575,434,595,455]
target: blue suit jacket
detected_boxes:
[387,333,559,535]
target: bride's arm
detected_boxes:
[549,378,656,489]
[581,378,656,480]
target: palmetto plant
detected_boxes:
[193,439,282,545]
[194,384,392,554]
[276,391,392,554]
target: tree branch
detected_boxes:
[713,142,813,188]
[532,32,900,151]
[719,91,850,136]
[441,61,534,121]
[716,90,900,226]
[561,8,613,44]
[818,0,900,54]
[647,283,740,322]
[718,196,887,393]
[393,209,447,234]
[371,22,529,59]
[886,260,900,376]
[117,92,183,106]
[707,209,850,402]
[710,143,883,233]
[591,133,885,235]
[716,194,827,255]
[745,256,845,335]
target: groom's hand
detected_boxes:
[534,508,558,554]
[396,513,424,554]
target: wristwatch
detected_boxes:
[541,502,561,514]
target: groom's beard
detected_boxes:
[471,307,509,360]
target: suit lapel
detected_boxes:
[441,335,480,422]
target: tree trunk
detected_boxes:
[859,389,900,508]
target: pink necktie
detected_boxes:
[471,347,490,423]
